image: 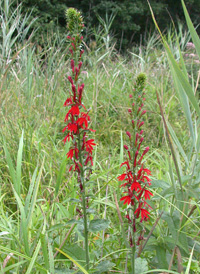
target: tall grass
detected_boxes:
[0,0,199,273]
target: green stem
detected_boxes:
[131,215,136,274]
[78,134,90,270]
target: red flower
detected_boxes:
[66,147,79,159]
[84,139,96,153]
[65,105,80,121]
[120,195,132,205]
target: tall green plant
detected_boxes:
[148,0,200,272]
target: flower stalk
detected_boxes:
[118,74,153,273]
[63,9,96,270]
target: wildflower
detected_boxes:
[118,73,153,253]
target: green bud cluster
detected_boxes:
[135,73,147,91]
[65,8,84,34]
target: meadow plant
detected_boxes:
[118,73,153,273]
[62,8,95,270]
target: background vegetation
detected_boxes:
[13,0,200,49]
[0,0,199,273]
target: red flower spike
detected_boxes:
[118,77,153,239]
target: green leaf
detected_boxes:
[95,260,115,273]
[40,233,49,270]
[135,258,148,274]
[155,245,168,269]
[161,211,177,240]
[89,219,110,232]
[63,244,86,262]
[150,180,169,189]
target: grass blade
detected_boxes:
[12,186,30,256]
[148,1,200,117]
[55,248,89,274]
[16,130,24,196]
[25,166,38,214]
[0,246,46,271]
[167,122,189,167]
[181,0,200,59]
[3,139,17,192]
[185,244,195,274]
[55,142,70,196]
[27,159,44,228]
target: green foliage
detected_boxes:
[11,0,200,49]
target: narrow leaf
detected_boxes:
[55,248,89,274]
[181,0,200,59]
[16,130,24,196]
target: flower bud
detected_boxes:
[143,147,149,155]
[124,145,129,150]
[129,94,133,98]
[126,131,131,138]
[137,107,141,114]
[69,47,73,56]
[68,76,73,85]
[128,108,132,113]
[138,121,144,129]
